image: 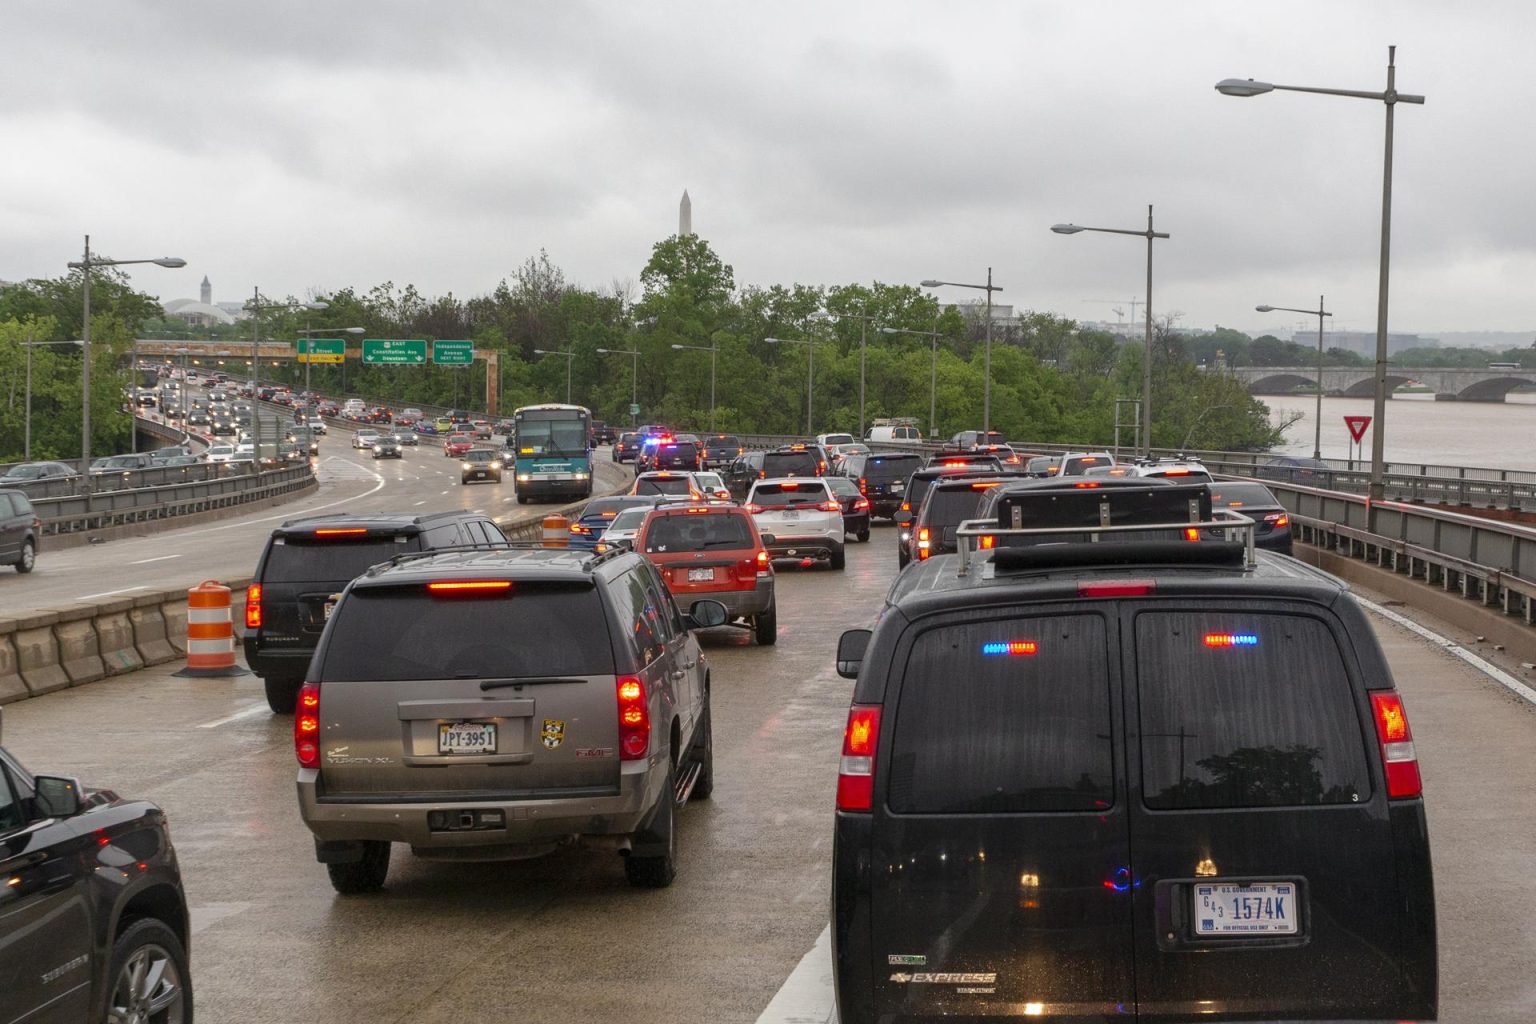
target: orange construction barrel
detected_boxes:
[542,514,570,548]
[175,580,249,677]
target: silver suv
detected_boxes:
[294,545,725,892]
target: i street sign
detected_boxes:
[433,339,474,365]
[297,338,345,364]
[362,339,427,365]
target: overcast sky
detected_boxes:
[4,2,1531,337]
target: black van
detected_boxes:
[243,511,507,713]
[831,482,1437,1023]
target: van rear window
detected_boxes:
[1136,611,1370,809]
[319,583,614,680]
[263,537,413,584]
[888,615,1114,813]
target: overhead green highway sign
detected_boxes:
[362,339,427,365]
[433,339,474,365]
[296,338,345,364]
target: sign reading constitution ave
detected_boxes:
[362,339,427,365]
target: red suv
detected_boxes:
[636,504,778,646]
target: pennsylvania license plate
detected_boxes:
[687,568,715,582]
[1193,882,1297,936]
[439,722,497,755]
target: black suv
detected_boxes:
[0,710,192,1022]
[831,481,1437,1023]
[702,434,744,469]
[906,474,1015,565]
[647,439,702,473]
[243,511,508,713]
[0,489,40,574]
[893,466,1010,568]
[294,546,726,892]
[838,451,924,520]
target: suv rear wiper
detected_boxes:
[479,677,585,691]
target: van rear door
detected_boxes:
[868,610,1133,1018]
[1125,605,1435,1021]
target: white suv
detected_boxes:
[745,477,845,570]
[206,444,236,463]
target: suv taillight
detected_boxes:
[916,526,931,559]
[1371,690,1421,798]
[836,705,882,811]
[858,477,868,495]
[295,683,321,768]
[756,549,771,574]
[245,583,262,628]
[818,500,841,512]
[618,675,650,761]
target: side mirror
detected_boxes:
[759,533,776,546]
[836,629,872,680]
[34,775,83,819]
[686,599,728,630]
[895,512,913,529]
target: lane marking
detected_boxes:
[1356,595,1536,707]
[129,554,182,565]
[175,458,388,536]
[756,925,835,1024]
[414,500,427,506]
[196,701,271,729]
[77,586,147,600]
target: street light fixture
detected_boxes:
[66,236,185,502]
[1256,299,1333,460]
[670,342,718,432]
[19,336,84,462]
[811,309,879,437]
[533,349,576,403]
[920,271,1001,436]
[595,348,641,425]
[295,325,364,394]
[764,336,823,435]
[1218,46,1423,502]
[245,291,326,463]
[881,315,945,438]
[1051,209,1168,456]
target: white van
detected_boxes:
[864,424,923,443]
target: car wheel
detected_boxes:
[326,840,391,894]
[15,539,35,573]
[625,761,678,889]
[856,527,870,543]
[104,918,191,1024]
[263,674,302,714]
[754,603,778,646]
[691,691,714,800]
[517,494,528,505]
[829,545,846,570]
[898,549,910,570]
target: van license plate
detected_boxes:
[687,568,715,582]
[1193,882,1297,936]
[439,723,497,754]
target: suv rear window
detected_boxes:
[263,536,414,583]
[864,454,923,481]
[636,476,694,496]
[751,481,830,506]
[920,485,996,543]
[888,615,1114,813]
[320,583,614,680]
[1136,611,1370,809]
[644,513,753,553]
[655,443,700,465]
[762,451,818,476]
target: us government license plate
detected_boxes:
[1193,882,1298,936]
[687,568,715,582]
[439,722,497,755]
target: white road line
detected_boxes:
[756,925,835,1024]
[441,489,449,495]
[1356,595,1536,707]
[129,554,182,565]
[175,459,388,536]
[77,586,147,600]
[414,499,427,506]
[196,702,269,729]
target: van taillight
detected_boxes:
[1371,690,1422,798]
[836,705,882,812]
[1076,579,1155,598]
[858,477,868,495]
[295,683,321,768]
[617,676,650,761]
[245,584,262,628]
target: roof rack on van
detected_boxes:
[952,480,1256,577]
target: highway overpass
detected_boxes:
[1229,364,1536,401]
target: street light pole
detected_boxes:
[1217,46,1423,502]
[764,337,821,435]
[812,310,879,437]
[1256,298,1332,459]
[881,313,944,438]
[1051,211,1168,455]
[669,342,718,430]
[533,349,575,403]
[595,347,642,425]
[245,291,327,463]
[296,326,365,396]
[920,273,1003,435]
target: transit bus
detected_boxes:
[510,403,593,504]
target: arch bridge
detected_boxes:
[1228,365,1536,402]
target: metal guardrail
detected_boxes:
[32,463,317,536]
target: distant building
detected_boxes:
[1289,329,1424,357]
[944,300,1018,326]
[679,190,693,237]
[163,277,238,326]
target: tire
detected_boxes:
[263,674,302,714]
[754,603,778,646]
[625,762,678,888]
[829,545,846,571]
[517,495,528,505]
[104,917,192,1024]
[15,539,35,573]
[326,840,391,894]
[898,549,910,570]
[691,692,714,801]
[856,527,870,544]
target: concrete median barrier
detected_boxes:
[13,612,68,697]
[130,594,177,664]
[95,599,145,676]
[162,597,189,655]
[0,633,24,703]
[55,615,106,685]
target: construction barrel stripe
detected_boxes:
[184,580,238,673]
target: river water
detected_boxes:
[1255,393,1536,472]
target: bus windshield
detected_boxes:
[516,411,590,456]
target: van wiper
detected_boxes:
[480,677,584,690]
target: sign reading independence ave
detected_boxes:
[433,339,474,365]
[362,339,427,365]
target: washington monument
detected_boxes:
[679,190,693,237]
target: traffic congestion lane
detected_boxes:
[0,523,890,1023]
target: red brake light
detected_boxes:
[756,549,770,572]
[916,526,931,559]
[743,503,762,514]
[818,500,841,512]
[979,535,995,549]
[854,498,870,510]
[314,527,368,537]
[1076,580,1156,598]
[1371,691,1421,798]
[618,675,650,761]
[1073,481,1101,489]
[427,580,513,594]
[780,481,799,490]
[295,683,321,768]
[858,477,867,495]
[245,583,262,629]
[836,705,882,811]
[1266,513,1290,527]
[1185,527,1201,542]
